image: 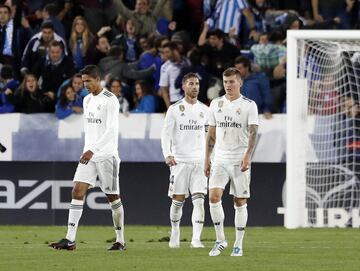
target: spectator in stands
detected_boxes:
[69,16,94,71]
[198,27,240,79]
[57,73,88,100]
[21,21,67,76]
[159,41,190,108]
[86,26,111,65]
[234,56,273,118]
[98,45,155,83]
[250,31,286,77]
[171,30,192,56]
[32,40,75,102]
[155,35,170,62]
[14,73,55,113]
[109,77,130,114]
[55,84,83,119]
[131,80,157,113]
[175,48,210,104]
[111,18,142,62]
[114,0,169,36]
[0,65,19,113]
[205,0,258,43]
[138,34,162,93]
[0,4,29,69]
[311,0,355,29]
[42,3,66,40]
[78,0,118,34]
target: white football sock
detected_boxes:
[170,199,184,232]
[110,199,125,244]
[191,194,205,241]
[234,204,248,248]
[65,199,84,242]
[209,201,225,242]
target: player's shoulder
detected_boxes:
[197,100,209,110]
[240,95,254,104]
[168,99,184,111]
[209,95,224,107]
[102,89,114,98]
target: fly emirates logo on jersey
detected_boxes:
[179,119,204,131]
[86,112,102,124]
[217,116,242,128]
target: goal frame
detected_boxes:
[286,30,360,228]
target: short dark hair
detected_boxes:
[223,67,242,80]
[41,20,54,30]
[48,40,63,50]
[182,72,200,85]
[80,65,100,79]
[0,65,13,80]
[234,56,252,72]
[108,45,123,57]
[162,41,178,51]
[208,29,224,40]
[43,3,58,16]
[0,4,11,14]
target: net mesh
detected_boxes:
[297,39,360,226]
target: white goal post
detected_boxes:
[286,30,360,228]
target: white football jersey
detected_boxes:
[161,98,210,162]
[209,95,259,164]
[83,88,120,162]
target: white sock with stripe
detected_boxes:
[234,204,248,248]
[110,199,125,244]
[65,199,84,242]
[191,194,205,242]
[210,201,225,242]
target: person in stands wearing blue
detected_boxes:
[0,65,20,113]
[234,56,273,119]
[55,84,83,119]
[131,80,157,113]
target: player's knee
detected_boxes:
[234,197,247,207]
[71,186,85,200]
[209,193,221,203]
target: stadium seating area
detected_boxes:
[1,0,359,118]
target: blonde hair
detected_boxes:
[69,16,94,56]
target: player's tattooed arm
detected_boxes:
[206,125,216,153]
[204,125,216,177]
[247,124,258,155]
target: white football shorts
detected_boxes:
[168,162,208,198]
[73,156,120,195]
[209,163,250,198]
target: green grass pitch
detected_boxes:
[0,225,359,271]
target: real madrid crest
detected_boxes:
[236,108,241,115]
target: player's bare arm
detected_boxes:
[80,150,94,164]
[241,124,258,172]
[204,125,216,177]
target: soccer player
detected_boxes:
[49,65,125,251]
[204,67,258,257]
[161,72,209,248]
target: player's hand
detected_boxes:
[165,156,177,167]
[80,150,94,164]
[204,159,211,177]
[241,153,251,172]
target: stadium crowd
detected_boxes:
[0,0,359,118]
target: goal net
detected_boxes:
[286,31,360,228]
